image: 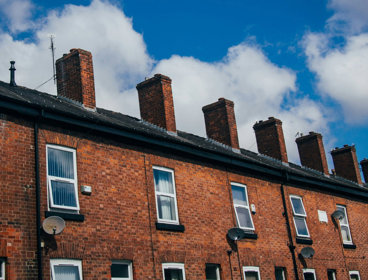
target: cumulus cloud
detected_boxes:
[0,0,329,163]
[0,0,34,33]
[304,32,368,124]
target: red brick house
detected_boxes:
[1,48,368,280]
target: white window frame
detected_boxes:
[0,259,5,280]
[337,205,353,245]
[46,145,79,211]
[243,266,261,280]
[349,270,361,280]
[205,263,221,280]
[290,195,310,238]
[162,263,186,280]
[303,268,316,280]
[111,260,133,280]
[153,166,179,224]
[231,183,255,231]
[50,259,83,280]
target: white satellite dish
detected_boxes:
[300,247,315,259]
[227,228,246,241]
[331,210,345,220]
[42,216,65,235]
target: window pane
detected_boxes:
[244,271,259,280]
[164,268,183,280]
[294,216,308,236]
[303,272,315,280]
[236,206,253,229]
[328,270,336,280]
[158,195,176,221]
[275,267,285,280]
[231,186,247,206]
[154,169,174,194]
[0,261,3,278]
[48,148,74,179]
[111,263,129,278]
[291,197,305,215]
[206,264,219,280]
[51,180,77,207]
[350,274,359,280]
[341,226,352,242]
[54,265,80,280]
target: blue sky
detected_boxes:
[0,0,367,177]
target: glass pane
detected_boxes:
[164,268,183,280]
[158,195,176,221]
[154,169,174,194]
[206,265,219,280]
[275,267,285,280]
[48,148,74,179]
[51,180,77,207]
[341,226,352,242]
[111,263,129,278]
[0,261,3,277]
[54,265,80,280]
[291,197,305,215]
[244,271,259,280]
[303,272,315,280]
[294,217,308,236]
[236,207,253,229]
[328,270,336,280]
[337,206,348,224]
[350,274,359,280]
[232,186,247,206]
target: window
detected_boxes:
[275,267,286,280]
[206,264,221,280]
[111,260,132,280]
[303,269,316,280]
[47,145,79,211]
[327,269,336,280]
[243,266,261,280]
[50,259,83,280]
[162,263,186,280]
[337,205,353,244]
[153,167,179,224]
[0,259,5,280]
[231,183,254,230]
[290,195,309,237]
[349,271,361,280]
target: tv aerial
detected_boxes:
[300,247,315,259]
[331,210,345,220]
[42,216,65,235]
[227,227,246,241]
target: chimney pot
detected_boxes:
[331,145,362,184]
[9,61,16,87]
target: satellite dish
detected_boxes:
[42,216,65,235]
[227,228,246,241]
[332,210,345,220]
[300,247,315,259]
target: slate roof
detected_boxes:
[0,80,367,197]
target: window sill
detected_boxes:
[243,231,258,240]
[155,222,185,232]
[343,243,356,249]
[296,237,313,245]
[45,211,85,222]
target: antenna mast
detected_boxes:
[49,35,56,84]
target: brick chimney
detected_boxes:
[202,98,240,150]
[56,48,96,109]
[360,159,368,184]
[296,132,329,175]
[136,74,176,133]
[331,145,362,184]
[253,117,288,163]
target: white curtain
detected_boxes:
[154,170,176,220]
[54,265,80,280]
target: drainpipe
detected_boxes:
[280,172,299,280]
[34,118,43,280]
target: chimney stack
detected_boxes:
[253,117,288,163]
[360,159,368,184]
[202,98,240,150]
[136,74,176,133]
[296,132,329,174]
[331,145,362,184]
[56,48,96,109]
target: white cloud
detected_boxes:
[304,32,368,124]
[0,0,34,33]
[0,0,330,163]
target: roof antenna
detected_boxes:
[9,61,16,86]
[49,35,56,84]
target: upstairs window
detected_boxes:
[162,263,186,280]
[290,195,309,238]
[327,269,336,280]
[111,260,132,280]
[0,259,5,280]
[153,167,179,224]
[303,269,316,280]
[349,271,361,280]
[50,259,83,280]
[275,267,286,280]
[243,266,261,280]
[231,183,254,231]
[205,264,221,280]
[337,205,353,244]
[47,145,79,211]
